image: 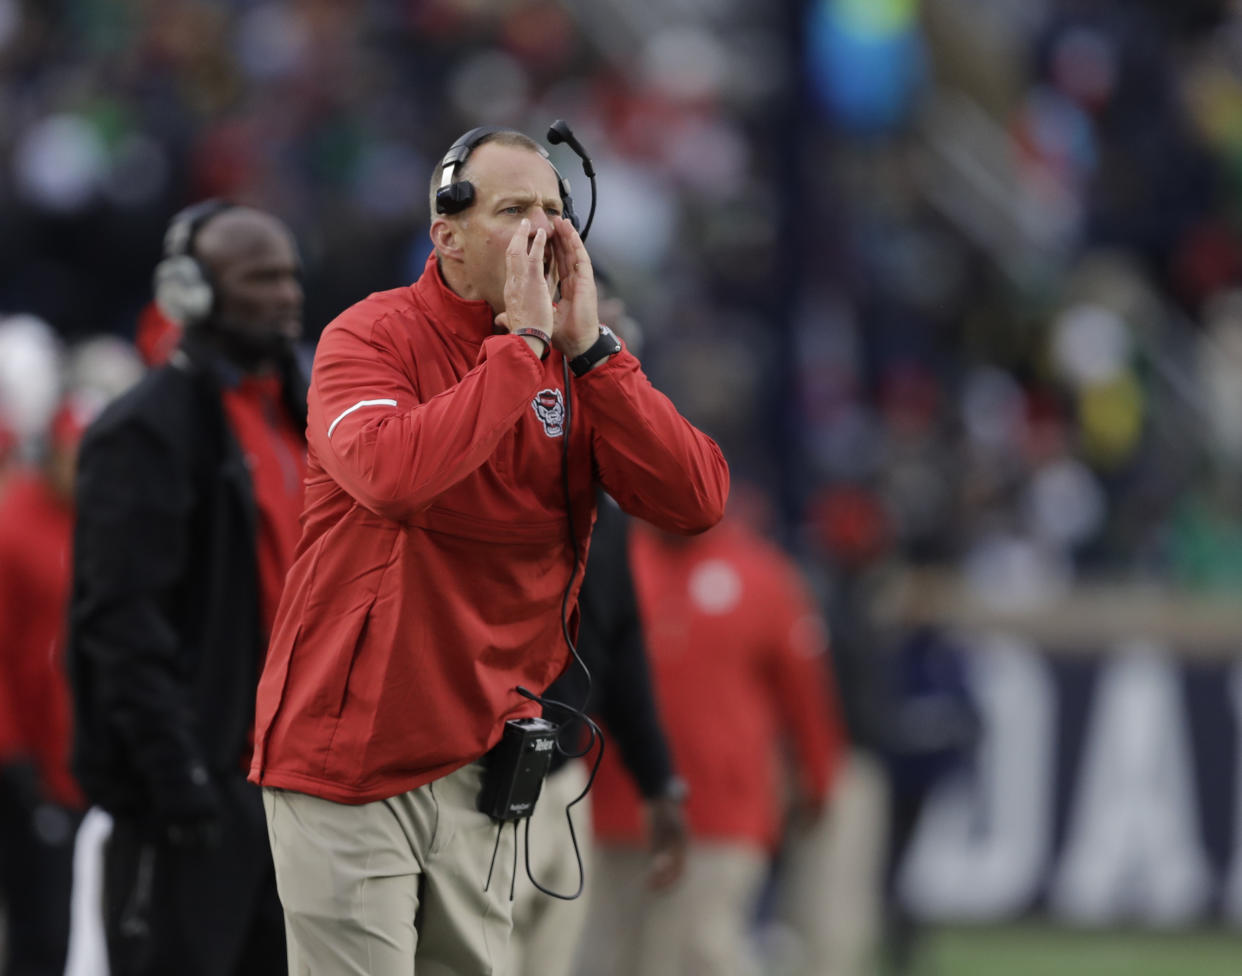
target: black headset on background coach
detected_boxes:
[153,198,300,367]
[435,119,598,241]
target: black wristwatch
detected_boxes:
[569,325,622,377]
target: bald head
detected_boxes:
[192,207,304,364]
[429,140,565,310]
[195,208,296,277]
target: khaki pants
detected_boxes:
[263,762,515,976]
[580,841,767,976]
[774,750,888,976]
[508,759,593,976]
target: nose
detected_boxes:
[279,273,304,309]
[529,209,555,238]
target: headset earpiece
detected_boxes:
[433,124,579,227]
[556,173,579,231]
[152,199,235,326]
[434,180,476,216]
[435,126,500,217]
[153,255,214,325]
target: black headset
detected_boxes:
[152,198,238,326]
[434,121,597,240]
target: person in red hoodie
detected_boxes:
[0,396,93,976]
[582,513,845,976]
[249,125,729,975]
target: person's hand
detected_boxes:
[788,792,829,837]
[1,760,78,845]
[151,760,223,848]
[496,218,554,359]
[1,758,45,824]
[645,793,688,890]
[550,216,600,359]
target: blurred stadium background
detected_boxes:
[5,0,1242,972]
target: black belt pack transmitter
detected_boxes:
[478,717,559,821]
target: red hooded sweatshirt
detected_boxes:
[250,254,729,804]
[0,472,83,808]
[591,519,844,850]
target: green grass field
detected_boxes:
[917,924,1242,976]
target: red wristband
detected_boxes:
[513,328,551,359]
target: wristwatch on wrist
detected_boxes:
[569,325,622,377]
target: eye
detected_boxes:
[545,207,561,217]
[501,206,524,215]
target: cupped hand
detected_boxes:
[500,218,555,339]
[550,216,600,358]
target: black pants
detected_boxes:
[103,777,285,976]
[0,780,79,976]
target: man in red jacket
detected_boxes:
[250,126,729,974]
[582,514,845,976]
[0,397,93,976]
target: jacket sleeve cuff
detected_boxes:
[476,333,552,372]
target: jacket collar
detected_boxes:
[170,332,244,389]
[413,252,499,342]
[170,332,310,427]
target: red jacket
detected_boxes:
[591,519,844,850]
[250,254,728,804]
[0,472,82,808]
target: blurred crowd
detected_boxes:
[4,0,1242,584]
[0,0,793,475]
[3,0,1242,973]
[797,0,1242,813]
[798,0,1242,597]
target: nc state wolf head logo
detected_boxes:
[532,388,566,437]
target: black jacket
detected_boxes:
[546,491,674,798]
[67,338,308,822]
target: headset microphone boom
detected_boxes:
[546,120,597,242]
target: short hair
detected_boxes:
[427,129,546,224]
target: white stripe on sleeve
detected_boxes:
[327,398,398,438]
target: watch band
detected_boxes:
[569,325,622,377]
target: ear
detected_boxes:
[430,217,462,259]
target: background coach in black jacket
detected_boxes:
[508,489,690,976]
[507,275,690,976]
[67,201,307,976]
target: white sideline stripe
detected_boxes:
[328,398,398,437]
